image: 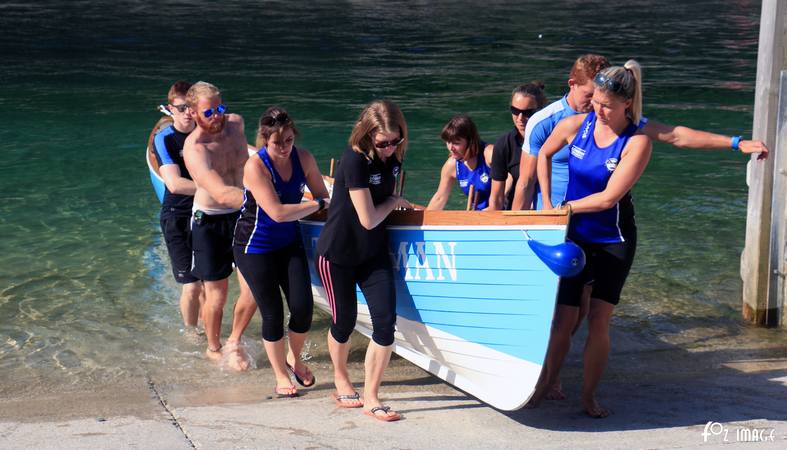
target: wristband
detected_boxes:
[731,135,741,151]
[315,197,326,211]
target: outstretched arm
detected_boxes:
[426,158,456,211]
[642,120,768,160]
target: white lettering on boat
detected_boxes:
[395,241,457,281]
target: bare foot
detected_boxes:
[363,405,401,422]
[582,395,610,418]
[205,346,222,362]
[545,380,566,400]
[274,385,298,398]
[525,381,550,409]
[286,360,315,387]
[223,341,251,372]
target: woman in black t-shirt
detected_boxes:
[315,100,412,422]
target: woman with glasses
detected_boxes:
[530,60,652,418]
[315,100,412,422]
[233,107,331,398]
[488,82,548,210]
[426,114,494,210]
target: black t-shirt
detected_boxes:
[153,125,193,219]
[490,128,524,210]
[317,147,401,266]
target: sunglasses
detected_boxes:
[510,106,538,117]
[373,137,404,149]
[260,112,292,127]
[170,103,189,113]
[594,73,625,94]
[203,104,226,118]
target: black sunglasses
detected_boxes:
[594,73,625,94]
[510,106,538,118]
[260,112,292,127]
[373,137,404,149]
[170,103,188,113]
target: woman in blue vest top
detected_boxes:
[233,107,331,398]
[531,60,652,418]
[427,114,494,210]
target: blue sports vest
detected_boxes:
[455,142,491,210]
[565,112,638,243]
[234,147,306,253]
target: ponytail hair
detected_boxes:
[594,59,643,124]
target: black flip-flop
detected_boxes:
[286,362,316,387]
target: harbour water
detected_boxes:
[1,0,785,398]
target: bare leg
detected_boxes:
[198,282,206,326]
[328,331,362,407]
[581,298,615,418]
[224,270,257,371]
[180,281,203,327]
[263,337,297,395]
[286,330,314,385]
[547,284,592,400]
[362,340,398,419]
[202,278,229,360]
[527,305,579,407]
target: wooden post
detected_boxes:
[466,185,476,211]
[741,0,785,326]
[769,72,787,327]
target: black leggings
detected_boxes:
[233,241,313,341]
[316,252,397,346]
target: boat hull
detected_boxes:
[300,210,568,411]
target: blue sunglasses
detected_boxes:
[203,104,226,118]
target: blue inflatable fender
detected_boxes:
[524,232,586,278]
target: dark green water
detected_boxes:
[1,0,783,393]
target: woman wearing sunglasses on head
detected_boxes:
[233,107,330,398]
[426,114,494,211]
[530,60,652,418]
[487,82,548,210]
[315,100,412,422]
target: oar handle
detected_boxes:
[466,185,476,211]
[329,158,335,178]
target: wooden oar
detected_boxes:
[466,185,476,211]
[329,158,335,178]
[396,169,406,197]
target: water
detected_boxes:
[1,0,784,395]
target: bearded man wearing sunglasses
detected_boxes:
[183,81,257,370]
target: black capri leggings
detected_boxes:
[316,252,397,346]
[233,241,313,342]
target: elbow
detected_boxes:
[359,218,375,230]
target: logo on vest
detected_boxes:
[581,121,592,139]
[393,166,400,177]
[605,158,619,172]
[570,145,586,159]
[369,173,382,185]
[480,173,489,183]
[299,183,306,193]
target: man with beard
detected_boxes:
[183,81,257,370]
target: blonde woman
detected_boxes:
[315,100,412,422]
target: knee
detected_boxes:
[371,315,396,347]
[330,314,355,344]
[288,305,313,334]
[262,318,285,342]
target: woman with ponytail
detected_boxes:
[530,60,652,418]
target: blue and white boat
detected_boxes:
[300,209,572,411]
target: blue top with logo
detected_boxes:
[524,96,650,210]
[234,147,306,254]
[565,112,639,244]
[455,141,490,210]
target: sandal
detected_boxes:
[286,362,315,387]
[332,391,363,408]
[364,405,401,422]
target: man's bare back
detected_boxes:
[184,113,248,210]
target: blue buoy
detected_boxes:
[525,233,586,277]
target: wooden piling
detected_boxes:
[741,0,785,326]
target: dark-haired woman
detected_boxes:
[427,114,494,210]
[488,82,548,210]
[233,107,330,398]
[316,100,412,422]
[531,60,652,418]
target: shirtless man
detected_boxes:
[183,81,257,369]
